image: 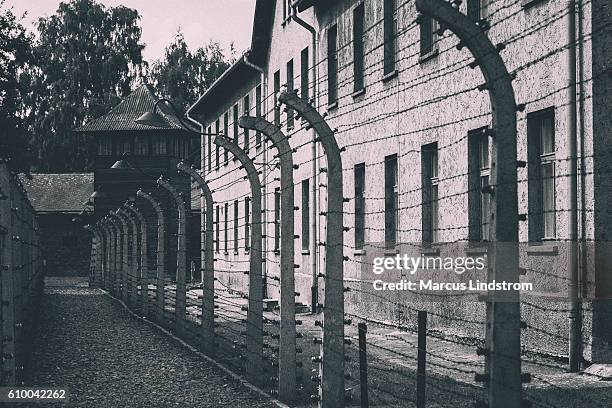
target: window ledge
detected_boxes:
[382,69,398,82]
[223,251,229,256]
[384,248,399,256]
[522,0,545,9]
[287,125,294,131]
[352,87,366,98]
[353,249,366,256]
[301,249,310,255]
[465,246,488,255]
[274,250,280,256]
[419,48,439,64]
[526,244,558,256]
[327,101,339,111]
[233,251,239,255]
[421,246,441,256]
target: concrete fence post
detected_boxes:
[213,135,263,386]
[176,162,215,354]
[415,2,521,407]
[115,209,131,304]
[125,202,149,316]
[137,190,167,324]
[107,212,122,297]
[239,115,297,402]
[279,90,345,408]
[157,177,188,335]
[118,208,137,307]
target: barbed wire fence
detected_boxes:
[89,0,612,407]
[0,161,44,387]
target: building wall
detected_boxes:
[196,0,609,358]
[39,213,91,276]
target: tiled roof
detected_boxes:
[76,84,186,133]
[20,173,94,213]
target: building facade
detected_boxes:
[187,0,612,362]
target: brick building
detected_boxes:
[186,0,612,362]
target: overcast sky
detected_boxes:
[5,0,256,62]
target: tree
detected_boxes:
[27,0,146,172]
[0,1,34,171]
[148,31,234,114]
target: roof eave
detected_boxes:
[187,54,250,117]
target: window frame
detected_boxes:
[354,163,366,250]
[244,197,251,252]
[384,154,398,249]
[383,0,397,75]
[327,24,338,107]
[422,143,439,245]
[353,3,366,92]
[301,179,310,252]
[286,59,295,130]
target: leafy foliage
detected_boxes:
[26,0,146,172]
[0,1,34,171]
[148,31,234,115]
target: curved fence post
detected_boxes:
[176,162,215,354]
[115,209,132,304]
[107,212,122,297]
[157,177,188,335]
[239,115,297,401]
[137,189,167,324]
[119,207,139,308]
[125,202,149,316]
[279,90,344,408]
[415,2,520,407]
[214,135,263,386]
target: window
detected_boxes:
[207,126,212,171]
[327,25,338,106]
[97,137,112,156]
[468,129,490,242]
[274,70,281,127]
[244,198,251,252]
[152,135,167,155]
[467,0,488,21]
[354,163,366,249]
[233,200,239,254]
[422,143,439,244]
[286,59,294,129]
[224,203,229,254]
[224,112,229,164]
[385,155,398,248]
[256,84,262,146]
[215,120,220,169]
[528,108,556,241]
[243,94,250,150]
[419,14,437,57]
[232,104,239,160]
[215,205,220,253]
[301,179,310,251]
[383,0,397,74]
[353,3,365,91]
[301,47,309,102]
[274,188,281,253]
[116,137,132,155]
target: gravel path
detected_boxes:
[25,280,279,408]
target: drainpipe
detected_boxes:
[293,6,319,314]
[577,0,587,301]
[567,0,582,373]
[244,51,268,299]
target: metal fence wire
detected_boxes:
[0,161,44,386]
